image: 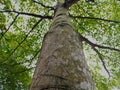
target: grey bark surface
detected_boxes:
[30,2,96,90]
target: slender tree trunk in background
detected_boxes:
[30,2,96,90]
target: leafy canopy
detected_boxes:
[0,0,120,90]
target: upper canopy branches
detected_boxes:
[63,0,79,8]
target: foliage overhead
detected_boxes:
[0,0,120,90]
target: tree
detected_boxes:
[30,1,96,90]
[0,0,120,90]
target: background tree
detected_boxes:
[0,0,120,90]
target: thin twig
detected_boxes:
[0,14,19,40]
[0,10,53,19]
[32,0,54,10]
[1,19,43,64]
[70,15,120,23]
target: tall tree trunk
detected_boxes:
[30,2,96,90]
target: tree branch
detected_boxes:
[93,44,120,52]
[92,46,111,77]
[79,34,120,77]
[79,34,120,53]
[70,15,120,23]
[0,14,19,41]
[0,10,53,19]
[32,0,54,10]
[1,19,43,64]
[80,34,111,77]
[64,0,79,8]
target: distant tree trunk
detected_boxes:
[30,2,96,90]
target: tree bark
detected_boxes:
[30,2,96,90]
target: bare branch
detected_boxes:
[32,0,54,10]
[79,34,111,77]
[92,46,111,77]
[79,34,120,53]
[1,19,43,64]
[70,15,120,23]
[0,10,53,19]
[0,14,19,40]
[79,34,120,77]
[93,44,120,52]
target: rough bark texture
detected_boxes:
[30,2,96,90]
